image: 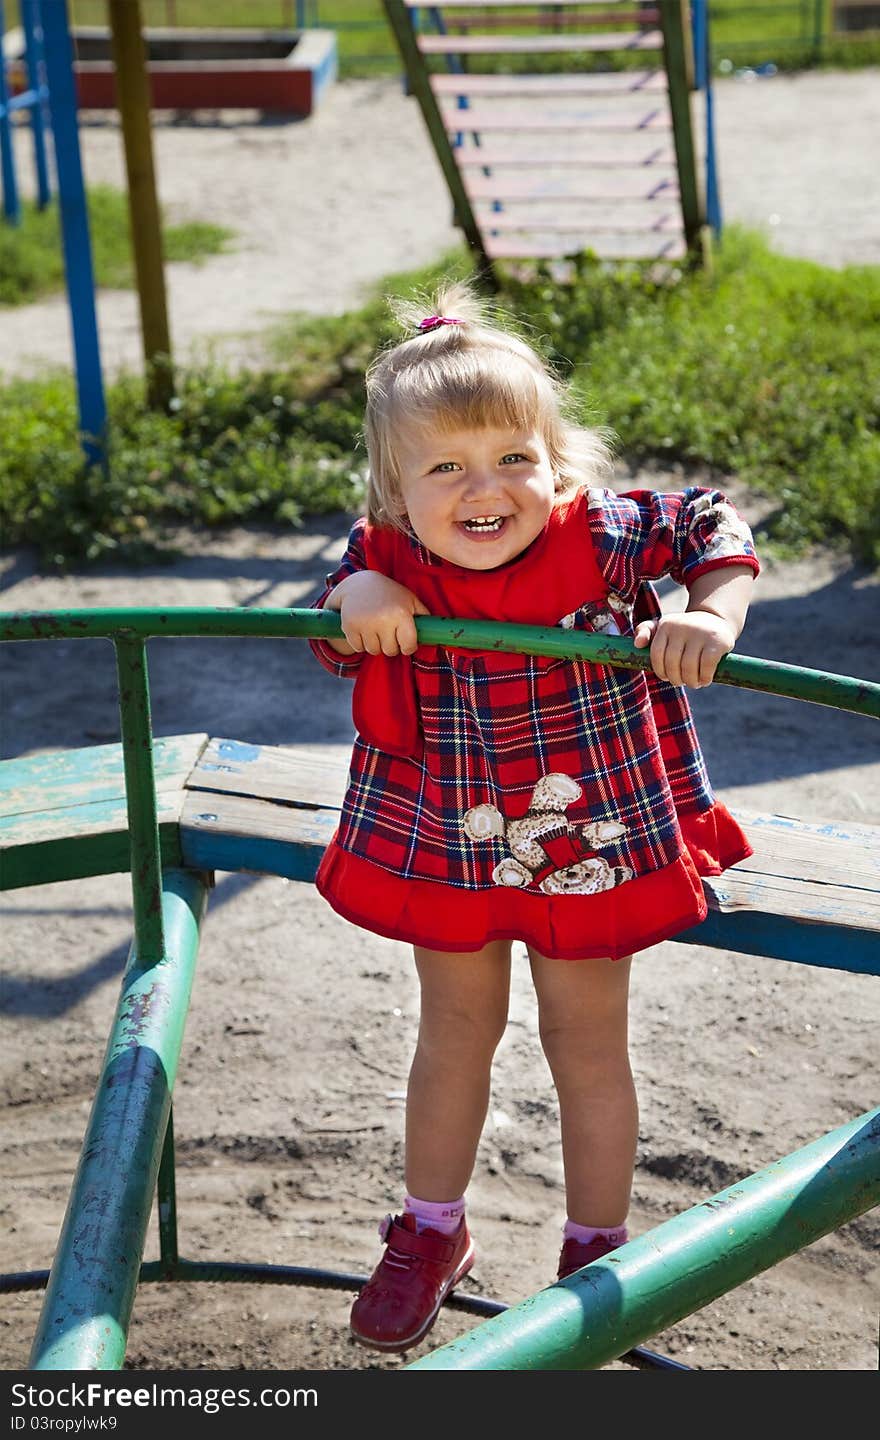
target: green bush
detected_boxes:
[1,231,877,568]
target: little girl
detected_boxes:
[309,280,759,1353]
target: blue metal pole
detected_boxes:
[23,0,51,208]
[695,0,722,236]
[39,0,106,466]
[0,0,21,223]
[692,0,707,90]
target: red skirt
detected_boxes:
[315,801,750,962]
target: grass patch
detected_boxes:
[0,184,234,307]
[1,232,877,569]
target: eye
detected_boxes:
[500,452,529,465]
[432,461,460,474]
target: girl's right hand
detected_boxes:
[324,570,429,656]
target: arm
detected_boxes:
[633,564,756,688]
[323,569,429,658]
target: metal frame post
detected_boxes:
[29,869,209,1370]
[107,0,175,411]
[409,1107,880,1369]
[23,0,51,208]
[0,0,20,223]
[114,635,165,965]
[39,0,106,465]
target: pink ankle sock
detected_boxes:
[564,1220,628,1247]
[404,1193,466,1235]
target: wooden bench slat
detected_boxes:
[453,144,676,168]
[727,808,880,889]
[481,213,679,233]
[441,106,671,131]
[407,0,656,8]
[186,736,349,810]
[465,174,678,200]
[3,736,878,975]
[0,733,207,807]
[431,70,667,96]
[484,234,685,259]
[418,29,662,54]
[420,12,660,32]
[706,870,880,928]
[1,789,186,845]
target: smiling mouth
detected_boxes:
[462,515,507,534]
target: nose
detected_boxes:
[461,468,502,503]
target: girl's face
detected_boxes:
[395,422,556,570]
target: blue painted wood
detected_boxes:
[675,910,879,978]
[179,823,334,884]
[39,0,106,464]
[3,731,878,977]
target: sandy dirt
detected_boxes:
[1,70,879,1374]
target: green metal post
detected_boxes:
[107,0,174,410]
[114,635,164,966]
[29,869,209,1370]
[382,0,497,289]
[408,1107,880,1369]
[660,0,704,259]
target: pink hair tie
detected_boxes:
[417,315,464,333]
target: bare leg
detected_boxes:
[528,949,637,1227]
[405,941,512,1201]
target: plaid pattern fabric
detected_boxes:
[309,487,759,892]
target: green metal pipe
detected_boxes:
[407,1107,880,1370]
[114,636,164,966]
[29,869,209,1371]
[156,1105,179,1276]
[2,607,878,717]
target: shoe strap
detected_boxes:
[382,1215,458,1263]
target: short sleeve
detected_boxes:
[586,486,760,602]
[308,517,368,677]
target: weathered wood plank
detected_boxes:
[440,105,671,131]
[480,212,679,232]
[705,871,880,928]
[0,734,208,815]
[179,790,339,883]
[3,734,878,974]
[484,233,686,259]
[453,144,676,168]
[431,70,668,97]
[418,30,662,54]
[186,737,349,810]
[407,1,656,9]
[465,173,678,200]
[0,790,186,844]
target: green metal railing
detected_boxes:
[2,605,878,1371]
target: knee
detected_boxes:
[538,1016,630,1089]
[418,998,508,1064]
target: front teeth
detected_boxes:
[464,516,504,532]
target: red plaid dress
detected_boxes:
[309,486,760,959]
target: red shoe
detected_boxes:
[350,1212,475,1352]
[557,1232,625,1280]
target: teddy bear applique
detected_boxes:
[463,773,634,895]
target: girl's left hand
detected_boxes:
[633,612,737,689]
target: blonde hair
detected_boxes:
[363,279,613,529]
